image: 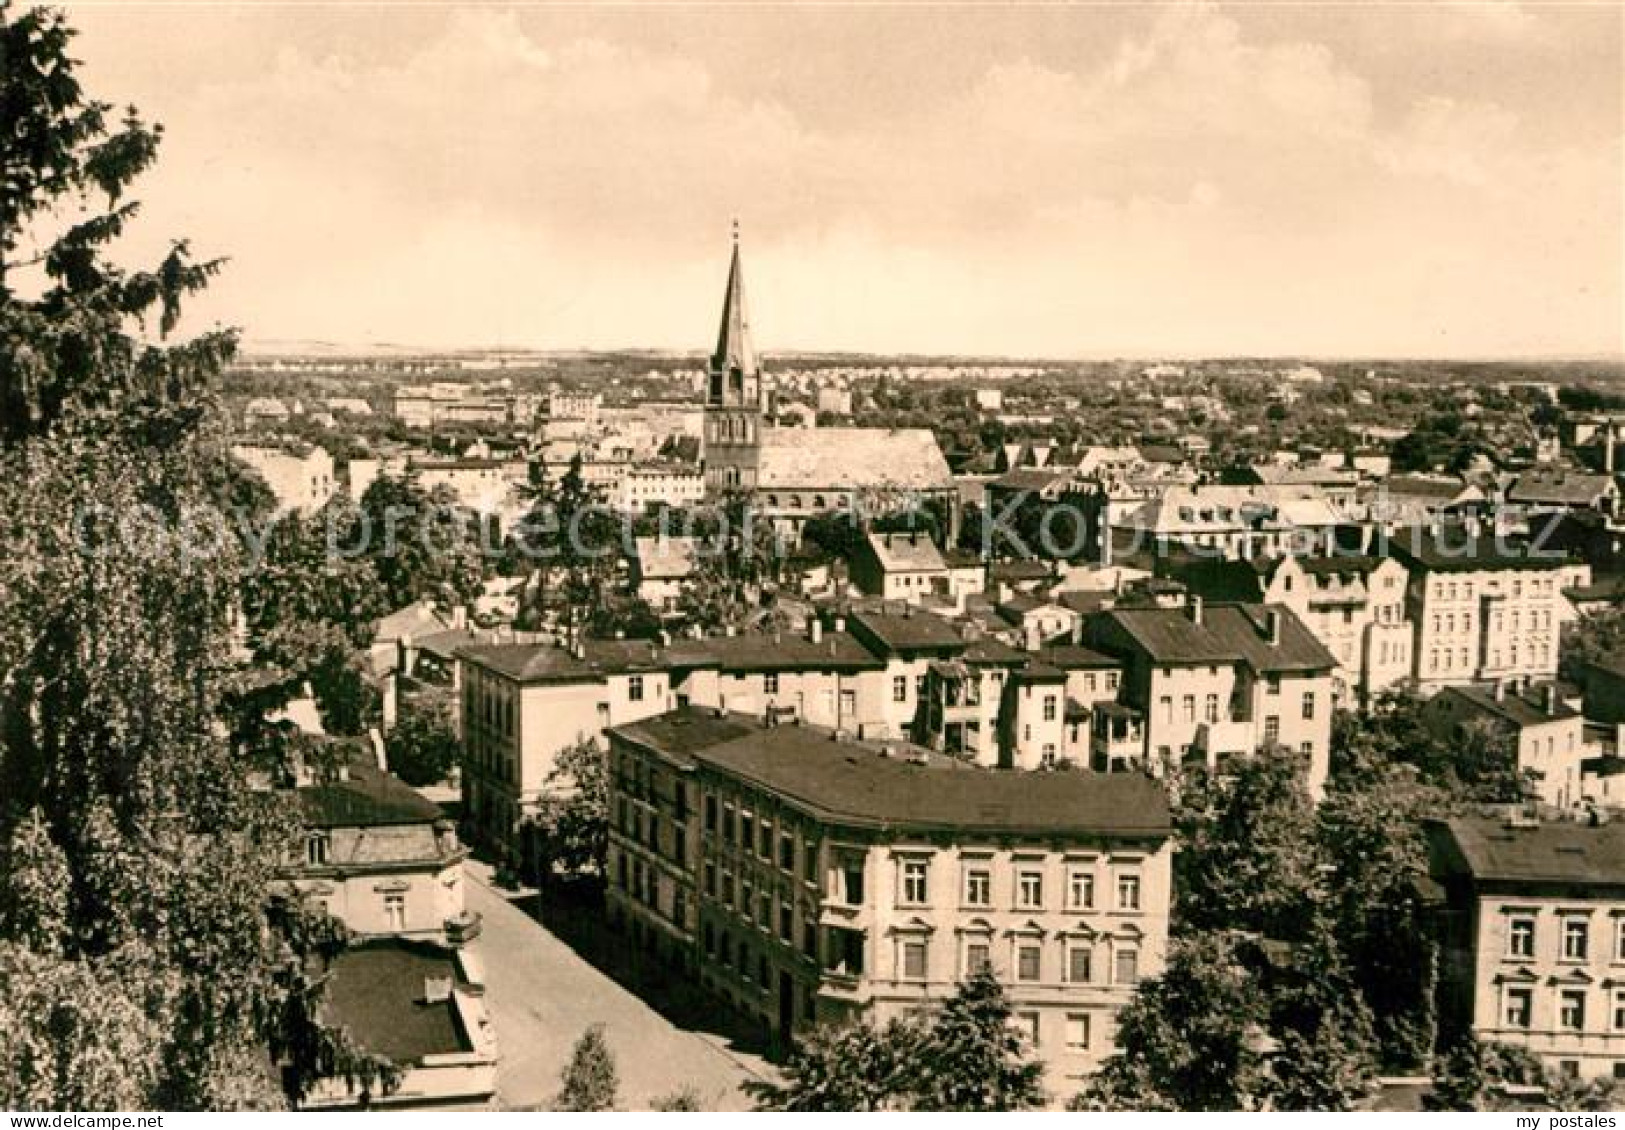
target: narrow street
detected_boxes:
[464,862,773,1111]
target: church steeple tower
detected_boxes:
[703,225,765,495]
[711,225,758,383]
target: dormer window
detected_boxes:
[306,831,331,867]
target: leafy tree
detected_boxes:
[906,967,1047,1111]
[529,736,609,880]
[750,971,1044,1111]
[1258,925,1379,1110]
[356,473,485,613]
[1173,749,1319,942]
[1077,933,1269,1111]
[0,5,389,1108]
[649,1085,704,1111]
[748,1018,918,1111]
[387,702,460,788]
[555,1024,618,1111]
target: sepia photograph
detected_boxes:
[1,0,1622,1116]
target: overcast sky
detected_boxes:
[58,1,1625,358]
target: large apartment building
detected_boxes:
[605,707,1173,1091]
[1390,531,1571,693]
[1080,599,1337,796]
[1429,816,1625,1083]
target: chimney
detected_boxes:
[369,726,388,772]
[1024,621,1042,653]
[1188,595,1204,625]
[450,604,468,629]
[1266,609,1282,646]
[1544,683,1557,714]
[1494,680,1506,702]
[382,671,399,734]
[833,615,846,634]
[397,632,414,679]
[809,618,823,645]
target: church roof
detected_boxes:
[712,238,757,377]
[758,426,952,490]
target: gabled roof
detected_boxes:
[757,427,952,490]
[847,606,965,655]
[865,530,947,574]
[1094,603,1335,673]
[632,535,701,580]
[1432,683,1578,729]
[375,601,452,644]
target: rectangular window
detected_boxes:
[629,675,644,702]
[902,940,928,980]
[964,866,992,907]
[1504,986,1532,1029]
[1068,870,1095,910]
[1301,692,1315,720]
[780,833,795,871]
[1116,873,1141,911]
[1508,917,1535,958]
[1617,919,1625,962]
[842,861,865,906]
[1068,945,1093,984]
[1264,716,1280,744]
[764,673,780,695]
[383,892,406,932]
[1043,695,1057,722]
[1114,947,1139,985]
[741,813,755,852]
[1204,693,1219,723]
[1182,695,1195,722]
[779,903,793,942]
[1016,943,1041,983]
[893,675,908,703]
[1560,989,1586,1031]
[902,859,929,905]
[1564,919,1589,961]
[704,862,717,896]
[705,795,718,833]
[1065,1013,1091,1051]
[1017,869,1044,910]
[965,941,991,976]
[1613,988,1625,1032]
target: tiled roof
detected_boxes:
[847,607,965,655]
[1429,816,1625,887]
[632,536,701,580]
[1507,467,1616,507]
[866,531,947,574]
[757,427,952,490]
[1096,603,1336,673]
[613,707,1171,837]
[298,763,445,828]
[1434,683,1579,729]
[1039,644,1121,670]
[1386,530,1571,572]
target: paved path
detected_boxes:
[465,863,772,1111]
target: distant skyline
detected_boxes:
[59,1,1625,359]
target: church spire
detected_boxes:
[711,222,757,378]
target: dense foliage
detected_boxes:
[0,4,390,1108]
[749,968,1046,1111]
